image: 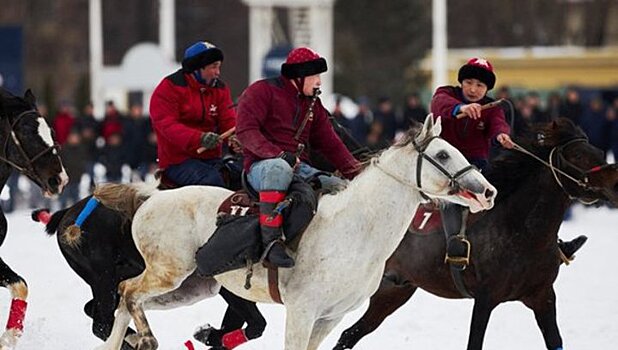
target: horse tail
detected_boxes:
[93,181,159,219]
[31,208,67,236]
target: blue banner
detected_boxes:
[0,26,23,94]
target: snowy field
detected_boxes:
[0,203,616,349]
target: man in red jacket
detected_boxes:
[150,41,236,187]
[432,57,585,265]
[236,47,361,268]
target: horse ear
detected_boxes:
[24,89,36,106]
[432,116,442,136]
[416,114,432,141]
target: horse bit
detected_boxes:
[0,109,60,188]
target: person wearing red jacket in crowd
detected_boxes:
[432,57,586,265]
[52,102,75,145]
[150,41,236,187]
[236,47,361,268]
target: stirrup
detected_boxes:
[444,236,471,268]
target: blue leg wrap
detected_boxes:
[74,197,100,227]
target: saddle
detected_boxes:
[195,175,318,279]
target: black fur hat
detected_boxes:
[181,41,224,72]
[457,58,496,90]
[281,47,327,79]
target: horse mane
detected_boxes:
[353,124,424,174]
[485,118,587,200]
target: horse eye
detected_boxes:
[436,151,449,161]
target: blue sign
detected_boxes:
[0,26,23,94]
[262,45,293,78]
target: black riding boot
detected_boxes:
[440,203,470,265]
[259,191,295,268]
[558,235,588,260]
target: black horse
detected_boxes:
[0,88,67,348]
[32,115,366,349]
[334,118,618,350]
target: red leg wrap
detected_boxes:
[259,191,286,227]
[6,298,27,331]
[183,340,195,350]
[222,329,248,349]
[36,210,51,225]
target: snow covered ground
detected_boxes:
[0,203,616,349]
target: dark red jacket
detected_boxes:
[149,70,236,169]
[52,112,75,145]
[431,86,510,160]
[236,77,360,179]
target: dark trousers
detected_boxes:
[164,158,225,187]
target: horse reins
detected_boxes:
[512,138,608,204]
[0,109,60,188]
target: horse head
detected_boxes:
[533,118,618,206]
[393,114,496,213]
[0,88,68,196]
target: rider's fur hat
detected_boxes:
[281,47,327,79]
[458,58,496,90]
[182,41,224,72]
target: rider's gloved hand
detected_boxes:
[200,132,220,150]
[279,151,298,168]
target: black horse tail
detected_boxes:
[31,208,68,236]
[93,181,159,220]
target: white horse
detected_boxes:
[91,116,497,350]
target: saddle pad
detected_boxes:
[216,190,260,217]
[409,205,443,234]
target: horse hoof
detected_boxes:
[136,335,158,350]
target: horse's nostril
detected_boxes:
[48,176,59,188]
[485,188,494,199]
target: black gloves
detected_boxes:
[279,151,297,168]
[200,132,220,150]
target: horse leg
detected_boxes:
[94,296,132,350]
[521,287,563,350]
[0,258,27,350]
[284,304,318,350]
[466,291,497,350]
[90,280,137,350]
[334,272,417,349]
[214,288,266,349]
[307,317,344,350]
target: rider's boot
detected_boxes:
[441,203,470,267]
[259,191,295,268]
[558,235,588,261]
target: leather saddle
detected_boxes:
[196,173,318,278]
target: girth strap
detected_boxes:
[267,266,283,304]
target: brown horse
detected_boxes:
[334,118,618,350]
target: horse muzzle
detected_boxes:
[455,184,496,213]
[43,171,69,197]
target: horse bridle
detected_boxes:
[0,109,60,188]
[373,135,477,198]
[513,137,610,204]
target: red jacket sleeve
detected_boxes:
[430,86,462,123]
[310,105,362,179]
[236,82,283,158]
[149,79,202,152]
